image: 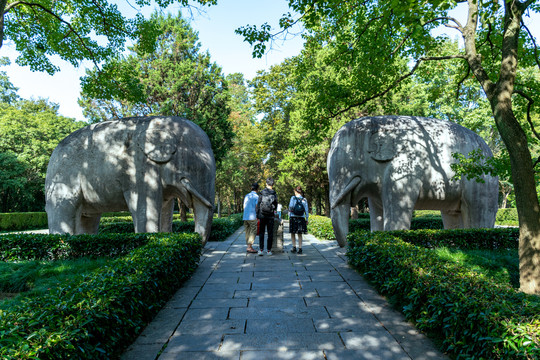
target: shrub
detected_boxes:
[0,233,150,262]
[309,215,445,240]
[346,231,539,359]
[307,215,336,240]
[496,208,518,226]
[0,232,202,359]
[99,214,243,242]
[0,212,48,232]
[386,228,519,250]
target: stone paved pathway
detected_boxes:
[122,223,447,360]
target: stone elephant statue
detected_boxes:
[45,116,215,244]
[327,115,498,247]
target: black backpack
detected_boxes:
[292,197,305,216]
[259,194,274,216]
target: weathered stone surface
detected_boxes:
[45,116,215,243]
[327,115,499,246]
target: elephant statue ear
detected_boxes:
[138,130,177,163]
[368,131,395,162]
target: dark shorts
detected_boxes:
[289,217,307,234]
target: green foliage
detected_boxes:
[1,0,216,74]
[451,148,508,183]
[346,231,540,358]
[308,214,446,240]
[307,215,336,240]
[215,74,262,215]
[98,214,243,242]
[433,247,519,288]
[0,257,112,294]
[0,58,19,104]
[0,152,28,213]
[0,99,85,211]
[0,232,202,359]
[0,212,48,232]
[79,11,233,163]
[496,208,519,226]
[0,233,150,261]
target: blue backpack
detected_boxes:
[292,197,305,216]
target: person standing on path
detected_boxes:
[256,177,278,256]
[288,186,309,254]
[242,182,260,254]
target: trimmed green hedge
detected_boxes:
[384,228,519,250]
[99,214,243,242]
[496,208,519,226]
[308,214,445,240]
[0,212,48,232]
[346,230,539,359]
[0,232,202,359]
[0,233,151,261]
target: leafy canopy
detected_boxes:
[1,0,217,74]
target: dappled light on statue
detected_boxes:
[327,115,498,247]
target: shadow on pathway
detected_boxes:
[122,222,447,360]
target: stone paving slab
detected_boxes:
[121,224,448,360]
[245,318,316,333]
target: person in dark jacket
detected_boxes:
[256,177,278,255]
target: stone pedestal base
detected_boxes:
[272,218,284,253]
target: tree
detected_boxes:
[79,11,233,163]
[0,98,85,211]
[0,150,27,212]
[239,1,540,293]
[215,73,263,216]
[0,0,216,74]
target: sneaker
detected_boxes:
[258,250,264,256]
[290,247,297,253]
[297,248,303,254]
[266,250,272,256]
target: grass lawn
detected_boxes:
[0,257,112,306]
[433,247,520,288]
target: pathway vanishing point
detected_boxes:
[122,222,448,360]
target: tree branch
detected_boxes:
[5,1,100,68]
[514,89,539,141]
[522,23,540,71]
[456,64,471,99]
[462,0,495,98]
[329,55,466,118]
[0,0,8,49]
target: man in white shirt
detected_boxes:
[243,183,259,253]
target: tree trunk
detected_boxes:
[324,184,330,216]
[180,203,188,222]
[493,101,540,294]
[462,0,540,294]
[217,191,222,218]
[350,205,359,219]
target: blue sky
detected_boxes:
[2,1,539,122]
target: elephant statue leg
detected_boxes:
[441,209,463,229]
[46,184,81,234]
[368,197,383,231]
[460,178,498,228]
[160,198,175,232]
[123,186,163,233]
[77,214,101,234]
[382,178,418,230]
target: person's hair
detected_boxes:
[294,186,303,196]
[266,177,275,186]
[251,183,259,191]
